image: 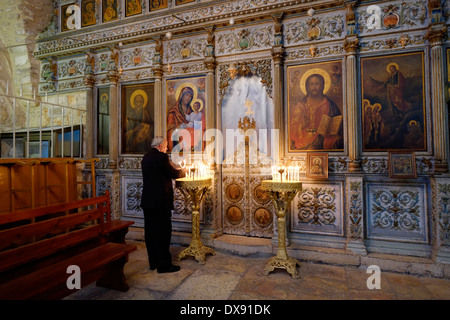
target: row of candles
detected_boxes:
[179,160,211,180]
[271,165,301,182]
[178,161,300,182]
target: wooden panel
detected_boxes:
[0,166,11,213]
[11,165,33,210]
[0,158,97,213]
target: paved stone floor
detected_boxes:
[65,240,450,301]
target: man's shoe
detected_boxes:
[157,265,180,273]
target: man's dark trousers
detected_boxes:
[143,208,173,269]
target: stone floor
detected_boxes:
[65,239,450,301]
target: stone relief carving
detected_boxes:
[297,187,337,226]
[165,36,207,63]
[284,15,345,45]
[124,179,144,218]
[58,58,85,79]
[356,0,428,35]
[292,182,344,236]
[218,59,273,101]
[215,24,273,56]
[285,44,343,61]
[366,183,428,243]
[436,183,450,245]
[120,45,155,69]
[347,178,364,239]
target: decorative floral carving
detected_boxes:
[357,1,428,35]
[284,15,344,45]
[297,187,337,226]
[347,179,363,239]
[437,183,450,244]
[218,59,272,101]
[366,183,428,243]
[371,189,421,231]
[216,25,273,55]
[125,180,144,217]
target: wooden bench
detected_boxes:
[0,191,136,300]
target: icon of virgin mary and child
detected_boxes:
[167,83,205,152]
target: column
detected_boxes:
[426,25,449,173]
[84,76,95,159]
[153,37,164,137]
[204,26,216,134]
[203,26,221,238]
[107,71,120,169]
[344,36,361,172]
[271,13,285,163]
[153,66,163,137]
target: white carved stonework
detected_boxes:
[120,68,155,82]
[57,78,86,91]
[292,182,344,236]
[366,183,428,243]
[285,44,343,61]
[164,36,207,64]
[356,0,429,36]
[58,57,85,79]
[120,45,155,70]
[36,0,297,56]
[165,63,207,77]
[215,24,273,56]
[121,176,144,219]
[284,13,345,46]
[359,33,426,52]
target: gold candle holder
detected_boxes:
[175,177,215,264]
[261,180,302,279]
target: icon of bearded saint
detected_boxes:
[290,69,343,151]
[123,89,153,154]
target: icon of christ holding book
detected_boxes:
[290,69,343,151]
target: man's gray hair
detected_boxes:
[151,136,165,148]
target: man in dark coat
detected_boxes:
[141,136,184,273]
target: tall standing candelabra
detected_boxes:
[261,179,302,279]
[175,176,215,264]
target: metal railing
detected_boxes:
[0,90,85,159]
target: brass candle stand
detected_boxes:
[175,177,215,264]
[261,180,302,279]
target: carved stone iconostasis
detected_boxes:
[31,0,450,269]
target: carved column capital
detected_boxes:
[84,75,96,87]
[426,24,448,47]
[152,64,164,79]
[107,71,120,84]
[343,37,359,54]
[204,56,216,72]
[271,46,285,65]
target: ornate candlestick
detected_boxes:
[261,180,302,279]
[175,177,215,264]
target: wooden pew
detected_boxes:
[0,157,99,214]
[0,191,136,300]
